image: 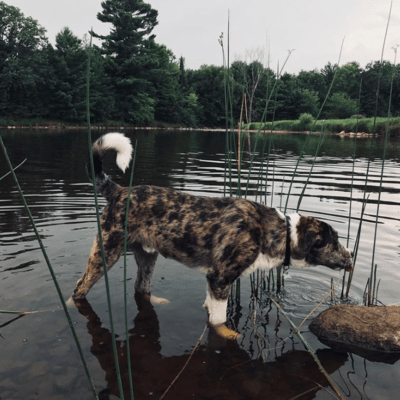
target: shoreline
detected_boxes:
[0,125,376,137]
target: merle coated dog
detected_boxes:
[70,133,353,338]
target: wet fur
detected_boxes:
[72,133,353,329]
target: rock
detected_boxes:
[310,305,400,362]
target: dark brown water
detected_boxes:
[1,129,399,399]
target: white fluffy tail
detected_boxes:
[93,132,133,173]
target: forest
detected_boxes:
[1,0,399,128]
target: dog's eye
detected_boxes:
[314,238,325,248]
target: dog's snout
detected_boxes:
[345,263,354,272]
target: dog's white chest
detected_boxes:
[242,252,282,277]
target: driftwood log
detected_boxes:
[310,304,400,363]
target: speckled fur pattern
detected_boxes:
[72,133,354,328]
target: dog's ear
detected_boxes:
[296,216,324,257]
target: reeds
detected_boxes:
[345,0,394,304]
[86,33,134,399]
[270,297,345,400]
[285,37,345,214]
[2,4,396,399]
[217,5,395,398]
[122,141,137,400]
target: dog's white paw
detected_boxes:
[150,295,170,305]
[65,296,75,307]
[212,323,242,340]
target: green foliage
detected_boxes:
[299,89,319,116]
[326,92,359,119]
[298,113,314,130]
[187,65,226,126]
[92,0,159,123]
[49,27,87,121]
[0,1,50,118]
[248,116,400,135]
[2,1,400,127]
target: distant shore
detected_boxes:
[0,124,377,137]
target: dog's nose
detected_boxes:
[345,264,354,272]
[351,251,354,258]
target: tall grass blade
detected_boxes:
[367,0,393,305]
[86,33,125,399]
[296,132,325,212]
[0,158,26,181]
[284,38,344,214]
[270,297,344,400]
[0,310,40,315]
[345,194,370,298]
[123,141,137,400]
[0,135,99,400]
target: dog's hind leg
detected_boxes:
[71,232,124,301]
[133,244,169,305]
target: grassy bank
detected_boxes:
[247,116,400,135]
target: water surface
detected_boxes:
[1,129,399,399]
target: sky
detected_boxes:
[10,0,400,74]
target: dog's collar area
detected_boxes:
[283,215,291,270]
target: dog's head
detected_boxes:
[291,215,353,272]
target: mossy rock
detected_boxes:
[310,304,400,363]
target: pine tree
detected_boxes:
[48,27,87,121]
[92,0,159,123]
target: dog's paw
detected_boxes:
[65,296,75,307]
[211,323,241,340]
[150,295,170,305]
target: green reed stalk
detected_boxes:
[367,0,393,305]
[342,120,357,299]
[269,137,276,208]
[123,142,137,400]
[269,268,275,291]
[0,135,99,400]
[219,30,236,197]
[86,34,125,399]
[296,132,325,212]
[0,310,39,315]
[363,279,370,306]
[254,136,268,204]
[270,297,344,400]
[368,114,389,305]
[372,264,378,306]
[346,79,362,249]
[0,158,26,181]
[220,17,242,293]
[345,194,370,298]
[284,38,344,214]
[256,52,293,132]
[243,74,280,202]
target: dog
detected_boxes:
[70,132,354,339]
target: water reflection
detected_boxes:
[76,294,348,400]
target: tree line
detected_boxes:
[1,0,399,127]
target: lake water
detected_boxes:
[0,128,399,399]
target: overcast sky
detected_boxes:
[11,0,400,74]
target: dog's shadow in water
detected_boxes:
[75,295,348,400]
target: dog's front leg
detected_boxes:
[203,277,241,340]
[132,244,169,305]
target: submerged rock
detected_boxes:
[310,304,400,361]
